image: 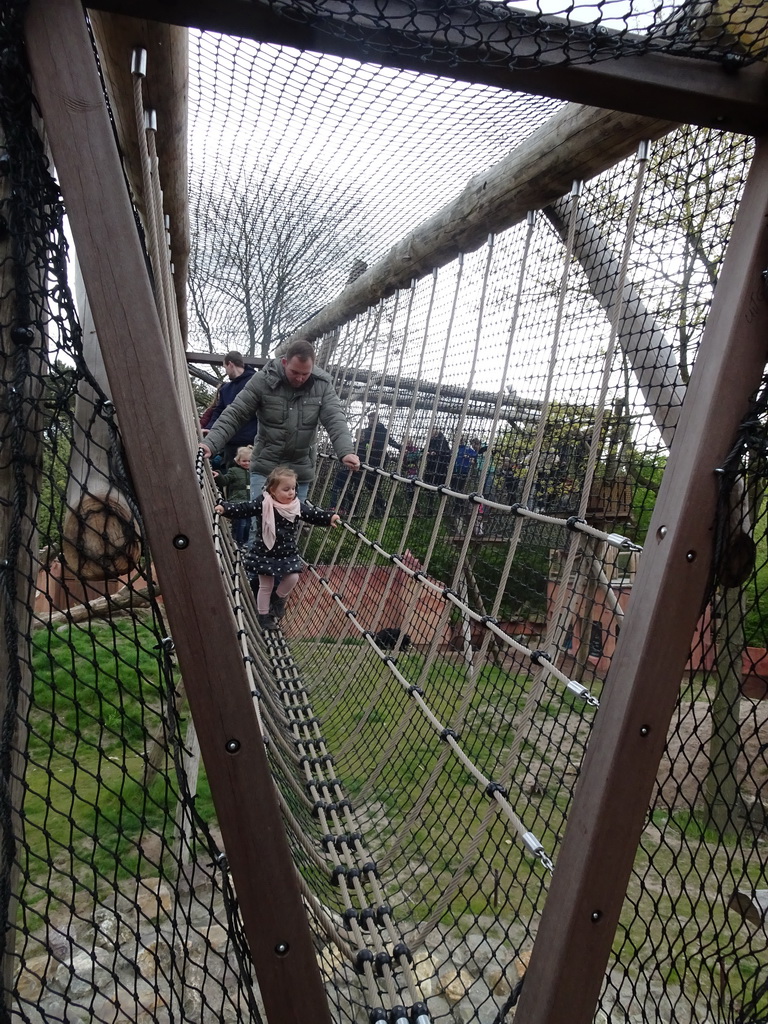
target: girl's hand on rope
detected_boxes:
[330,514,341,527]
[215,504,225,515]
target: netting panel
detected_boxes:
[252,0,768,68]
[223,125,757,1022]
[0,8,262,1021]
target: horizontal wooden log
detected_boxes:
[545,199,686,447]
[38,585,155,630]
[291,105,677,344]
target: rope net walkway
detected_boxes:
[2,1,768,1022]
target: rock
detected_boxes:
[16,953,50,1002]
[205,923,229,955]
[182,962,205,1017]
[412,951,439,997]
[423,926,448,951]
[93,906,119,950]
[454,977,494,1023]
[485,962,512,996]
[137,832,164,869]
[135,935,174,979]
[513,950,532,979]
[135,878,173,922]
[55,948,115,1001]
[438,965,473,1004]
[454,933,506,977]
[318,943,348,980]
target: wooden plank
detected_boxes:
[86,0,768,136]
[515,135,768,1024]
[23,4,332,1022]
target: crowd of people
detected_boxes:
[199,339,538,628]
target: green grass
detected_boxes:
[22,617,216,915]
[20,609,768,1019]
[294,636,582,927]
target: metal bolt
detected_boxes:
[275,942,289,956]
[11,325,34,345]
[686,550,696,562]
[640,725,650,737]
[225,739,241,754]
[591,910,602,922]
[172,534,189,549]
[657,526,667,540]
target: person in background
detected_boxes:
[215,465,340,630]
[200,340,359,502]
[451,436,478,492]
[213,445,252,546]
[204,351,260,468]
[329,410,400,516]
[199,383,222,432]
[424,427,451,487]
[402,437,421,479]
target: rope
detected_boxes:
[200,458,433,1020]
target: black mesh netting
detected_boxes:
[202,0,768,72]
[0,6,261,1022]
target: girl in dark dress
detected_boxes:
[216,465,340,630]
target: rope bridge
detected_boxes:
[4,1,768,1022]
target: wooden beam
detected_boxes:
[88,11,190,344]
[23,4,332,1022]
[515,135,768,1024]
[293,105,677,343]
[86,0,768,136]
[186,350,266,368]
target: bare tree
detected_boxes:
[188,171,360,357]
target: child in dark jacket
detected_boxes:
[214,445,252,546]
[216,465,340,630]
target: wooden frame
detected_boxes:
[86,0,768,136]
[23,3,332,1022]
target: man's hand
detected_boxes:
[199,443,212,459]
[342,453,360,471]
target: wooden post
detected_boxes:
[23,4,332,1022]
[515,136,768,1024]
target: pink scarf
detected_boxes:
[261,492,301,550]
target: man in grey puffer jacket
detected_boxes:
[199,340,360,501]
